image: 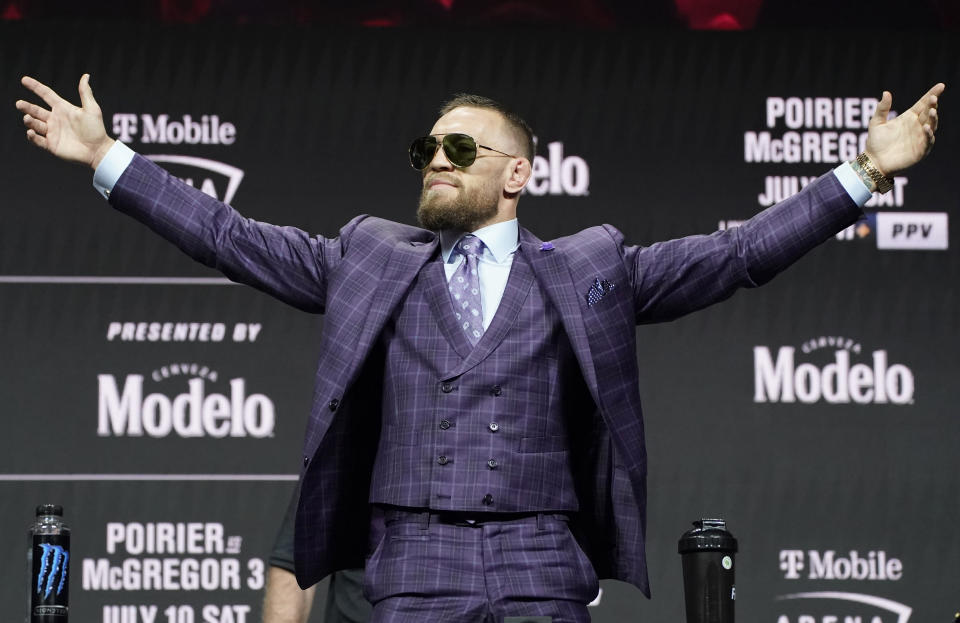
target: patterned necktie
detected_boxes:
[448,234,486,345]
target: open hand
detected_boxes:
[15,74,115,169]
[865,83,945,176]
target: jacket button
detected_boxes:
[303,456,309,466]
[482,494,494,505]
[441,382,454,393]
[328,398,339,411]
[487,459,498,469]
[439,420,451,430]
[490,384,502,396]
[437,455,448,465]
[488,422,499,432]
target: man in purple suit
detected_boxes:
[17,76,943,623]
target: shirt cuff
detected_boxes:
[833,161,873,207]
[92,141,136,200]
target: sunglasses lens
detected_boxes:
[409,134,479,169]
[409,136,438,169]
[442,133,478,167]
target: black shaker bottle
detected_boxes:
[678,518,737,623]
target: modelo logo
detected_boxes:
[97,374,275,438]
[779,550,902,581]
[753,338,914,405]
[525,141,590,196]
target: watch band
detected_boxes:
[855,152,894,194]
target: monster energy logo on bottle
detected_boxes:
[31,536,69,618]
[36,544,68,598]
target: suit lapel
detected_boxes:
[520,228,602,408]
[350,237,441,367]
[305,233,438,459]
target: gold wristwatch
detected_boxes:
[856,152,894,194]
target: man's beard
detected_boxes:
[417,178,499,232]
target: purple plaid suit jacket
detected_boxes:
[110,155,862,596]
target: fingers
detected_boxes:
[909,82,945,123]
[14,99,50,121]
[78,73,98,110]
[920,84,944,154]
[21,75,63,108]
[912,83,945,111]
[926,82,946,99]
[23,113,48,136]
[871,91,892,127]
[25,128,48,150]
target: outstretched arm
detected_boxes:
[16,74,115,169]
[629,83,945,324]
[15,74,349,313]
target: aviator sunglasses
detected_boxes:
[409,133,517,169]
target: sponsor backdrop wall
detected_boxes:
[1,22,958,623]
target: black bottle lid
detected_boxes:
[678,518,738,554]
[35,504,64,517]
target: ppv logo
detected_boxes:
[875,212,948,250]
[97,374,276,438]
[835,212,949,251]
[36,543,69,599]
[776,592,912,623]
[146,155,245,204]
[753,338,914,404]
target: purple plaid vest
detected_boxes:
[369,248,591,512]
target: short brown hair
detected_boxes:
[439,94,535,162]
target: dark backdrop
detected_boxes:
[1,22,958,623]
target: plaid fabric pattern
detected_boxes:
[369,248,585,513]
[110,155,862,597]
[364,510,597,623]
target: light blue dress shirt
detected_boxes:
[441,220,520,331]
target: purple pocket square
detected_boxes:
[586,277,615,307]
[540,242,555,251]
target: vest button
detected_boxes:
[328,398,339,411]
[439,420,451,430]
[488,422,499,432]
[441,382,454,393]
[487,459,498,469]
[490,384,502,396]
[303,456,309,466]
[482,494,494,505]
[437,455,448,465]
